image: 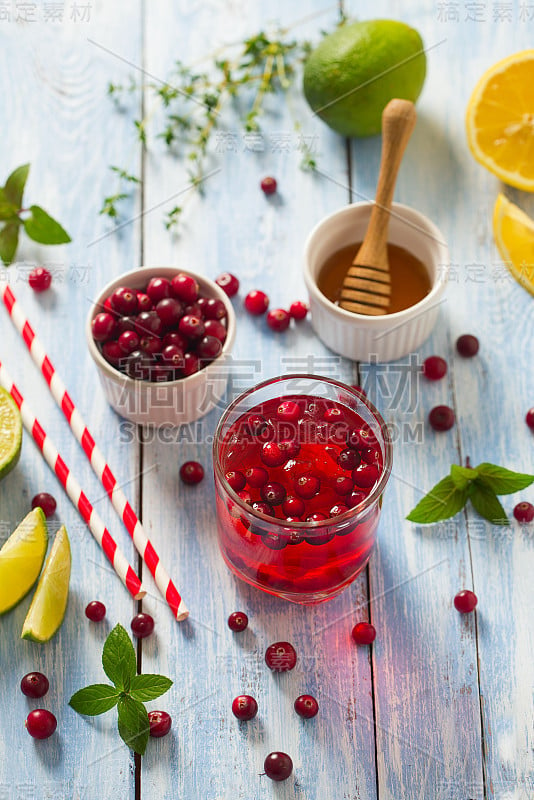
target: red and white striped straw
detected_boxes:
[0,359,146,601]
[1,284,188,621]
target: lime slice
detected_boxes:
[0,387,22,480]
[21,524,71,642]
[0,508,48,615]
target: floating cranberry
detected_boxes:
[525,408,534,431]
[333,476,353,496]
[263,751,293,782]
[110,286,138,315]
[20,672,49,698]
[429,405,455,431]
[85,600,106,622]
[294,694,318,718]
[227,611,248,632]
[25,709,57,739]
[146,277,172,303]
[171,273,199,303]
[347,490,366,509]
[282,496,305,517]
[352,463,379,488]
[262,533,287,550]
[295,474,320,499]
[265,641,297,672]
[215,272,239,297]
[252,500,274,517]
[29,267,52,292]
[267,308,291,332]
[337,448,361,471]
[92,312,117,342]
[261,442,286,468]
[306,512,328,522]
[31,492,56,518]
[422,355,447,380]
[456,334,479,357]
[244,290,269,315]
[261,481,287,506]
[289,301,308,321]
[260,176,277,195]
[352,622,376,644]
[131,612,155,638]
[513,501,534,523]
[180,461,204,485]
[454,590,478,613]
[361,446,380,465]
[279,439,300,460]
[148,710,172,737]
[232,695,258,721]
[225,470,246,492]
[277,400,301,424]
[329,503,349,517]
[323,407,342,423]
[245,466,269,488]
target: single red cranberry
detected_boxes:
[204,319,227,342]
[263,751,293,782]
[347,490,367,509]
[323,407,343,423]
[31,492,56,518]
[134,311,165,338]
[155,297,184,327]
[525,408,534,430]
[203,298,226,320]
[115,315,136,335]
[289,300,308,321]
[162,330,188,350]
[294,694,318,719]
[422,355,447,380]
[347,425,377,449]
[136,291,153,312]
[337,448,361,470]
[352,463,379,488]
[456,334,479,357]
[262,533,288,550]
[148,710,172,737]
[261,442,286,468]
[244,466,269,488]
[25,709,57,739]
[171,273,199,303]
[295,474,320,499]
[146,277,172,303]
[110,286,138,315]
[279,439,301,460]
[306,512,328,522]
[244,290,269,315]
[237,489,252,506]
[180,461,204,484]
[277,400,301,424]
[131,612,155,638]
[454,590,478,613]
[252,501,274,517]
[260,176,277,195]
[306,530,335,545]
[179,314,205,339]
[125,350,155,380]
[261,481,287,506]
[184,301,202,317]
[333,476,353,496]
[196,335,222,361]
[286,530,304,545]
[182,352,200,376]
[20,672,49,698]
[92,312,117,342]
[29,267,52,292]
[102,341,124,367]
[267,308,291,332]
[329,503,349,517]
[513,501,534,523]
[118,330,141,355]
[244,413,269,437]
[429,405,455,431]
[161,344,184,368]
[352,622,376,644]
[265,641,297,672]
[227,611,248,632]
[225,470,246,492]
[85,600,106,622]
[215,272,239,297]
[232,695,258,721]
[139,334,162,355]
[361,446,380,465]
[282,496,305,517]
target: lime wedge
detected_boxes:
[0,508,48,615]
[21,524,71,642]
[0,387,22,480]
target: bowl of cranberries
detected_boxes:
[86,267,236,426]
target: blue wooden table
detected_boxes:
[1,2,533,798]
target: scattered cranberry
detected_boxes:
[454,590,478,613]
[31,492,56,518]
[295,474,320,499]
[294,694,319,719]
[456,334,479,357]
[260,176,277,195]
[28,267,52,292]
[526,408,534,431]
[265,641,297,672]
[351,622,376,645]
[244,290,269,315]
[513,501,534,523]
[422,355,447,380]
[225,470,246,492]
[244,466,269,488]
[179,461,204,485]
[289,301,308,321]
[92,312,117,342]
[110,286,138,315]
[263,751,293,782]
[215,272,239,297]
[131,612,155,638]
[171,273,199,303]
[227,611,248,632]
[85,600,106,622]
[20,672,49,698]
[25,709,57,739]
[429,405,455,431]
[148,710,172,737]
[232,695,258,721]
[267,308,291,332]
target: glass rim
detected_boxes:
[212,373,393,529]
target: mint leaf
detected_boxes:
[0,221,20,265]
[476,462,534,495]
[129,674,173,702]
[0,188,18,221]
[102,624,137,691]
[23,205,71,245]
[469,480,509,525]
[117,695,149,755]
[450,464,478,491]
[69,684,120,716]
[406,475,469,524]
[4,163,29,207]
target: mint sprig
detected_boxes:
[69,623,172,755]
[0,163,71,265]
[406,462,534,526]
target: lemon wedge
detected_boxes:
[0,387,22,481]
[0,508,48,615]
[493,193,534,295]
[21,525,71,642]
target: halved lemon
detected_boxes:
[493,193,534,295]
[466,50,534,191]
[0,387,22,481]
[21,525,71,642]
[0,508,48,615]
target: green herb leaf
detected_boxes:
[129,674,173,702]
[450,464,478,491]
[4,163,29,207]
[23,205,71,245]
[0,188,18,221]
[117,695,149,755]
[475,462,534,495]
[68,684,120,716]
[406,475,469,524]
[469,480,510,525]
[102,623,137,691]
[0,221,20,265]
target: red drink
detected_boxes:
[213,376,392,604]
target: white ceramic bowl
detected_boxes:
[303,202,449,362]
[86,267,236,426]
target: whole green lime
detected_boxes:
[303,19,426,137]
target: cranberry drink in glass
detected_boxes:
[213,375,392,604]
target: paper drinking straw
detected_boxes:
[1,284,189,621]
[0,359,146,600]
